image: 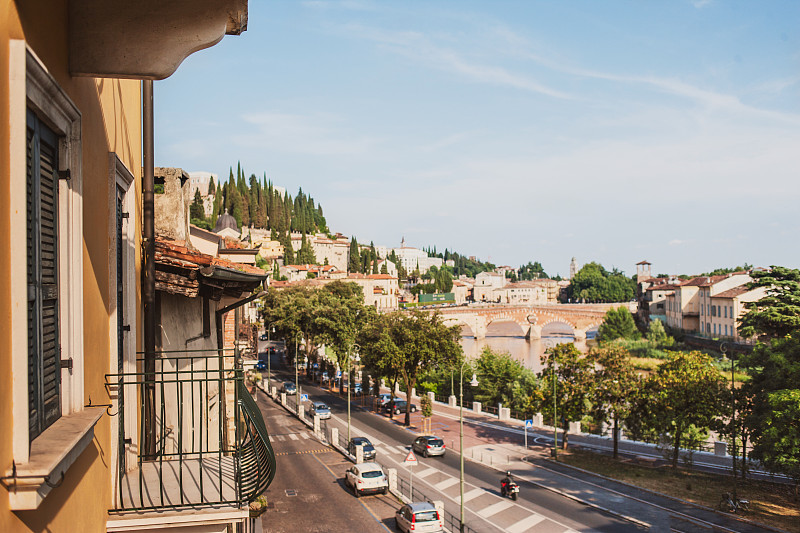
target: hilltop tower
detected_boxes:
[569,257,577,279]
[636,260,652,281]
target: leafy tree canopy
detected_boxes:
[597,307,639,342]
[739,266,800,339]
[565,262,635,303]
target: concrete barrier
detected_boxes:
[448,396,457,408]
[499,406,510,420]
[472,401,482,414]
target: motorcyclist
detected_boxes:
[500,471,513,496]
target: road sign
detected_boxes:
[300,394,309,402]
[525,419,534,428]
[336,370,342,378]
[404,450,418,466]
[312,363,319,369]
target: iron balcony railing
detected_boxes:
[107,350,276,512]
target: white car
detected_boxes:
[344,462,388,497]
[395,502,444,533]
[309,401,331,420]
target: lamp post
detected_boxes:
[347,344,360,444]
[295,332,303,414]
[543,339,557,460]
[459,360,478,533]
[266,323,275,390]
[721,342,737,497]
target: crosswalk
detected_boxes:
[361,435,587,533]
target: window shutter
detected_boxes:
[27,109,61,441]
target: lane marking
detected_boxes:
[415,467,438,479]
[288,433,300,441]
[478,500,513,518]
[434,477,460,490]
[458,487,486,504]
[506,513,545,533]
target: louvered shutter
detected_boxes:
[27,109,61,441]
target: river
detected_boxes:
[460,321,595,374]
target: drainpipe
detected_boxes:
[142,80,156,459]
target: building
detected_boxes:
[1,3,275,532]
[473,272,507,302]
[665,273,751,333]
[391,244,443,275]
[569,257,578,279]
[270,274,400,312]
[709,286,767,341]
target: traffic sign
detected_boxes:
[404,450,418,466]
[300,394,309,402]
[313,363,319,369]
[525,419,534,428]
[336,370,342,378]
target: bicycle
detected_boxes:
[719,492,749,513]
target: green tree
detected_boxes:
[348,237,360,273]
[207,175,215,196]
[739,266,800,339]
[473,347,541,415]
[645,319,669,345]
[566,262,635,303]
[633,351,727,468]
[597,307,639,342]
[588,344,640,459]
[538,343,594,449]
[752,389,800,495]
[190,189,206,222]
[359,310,462,426]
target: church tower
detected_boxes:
[569,257,577,279]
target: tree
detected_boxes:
[739,266,800,339]
[645,318,669,345]
[588,344,639,459]
[359,310,462,426]
[190,189,206,222]
[538,343,594,449]
[633,351,727,468]
[566,262,635,303]
[348,237,360,273]
[752,389,800,496]
[597,307,639,342]
[473,347,541,415]
[207,175,215,196]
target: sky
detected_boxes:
[155,0,800,278]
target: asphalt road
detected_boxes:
[256,387,402,532]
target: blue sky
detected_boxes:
[155,0,800,278]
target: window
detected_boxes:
[26,110,62,440]
[711,306,716,317]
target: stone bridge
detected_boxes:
[421,303,636,340]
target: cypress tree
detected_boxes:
[348,237,360,273]
[207,175,216,196]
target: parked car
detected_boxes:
[259,333,268,341]
[344,463,388,497]
[395,502,444,533]
[352,383,363,395]
[412,435,446,458]
[384,400,417,415]
[309,401,331,419]
[254,360,267,371]
[282,382,296,395]
[376,393,400,408]
[347,437,376,461]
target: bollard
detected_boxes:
[714,441,728,457]
[388,468,398,494]
[569,421,581,434]
[499,406,510,420]
[448,395,457,408]
[533,413,543,427]
[314,414,320,437]
[410,387,417,399]
[331,427,339,449]
[356,444,364,463]
[472,401,482,414]
[427,391,435,404]
[298,405,304,419]
[280,392,287,406]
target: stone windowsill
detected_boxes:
[5,407,105,510]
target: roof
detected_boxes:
[682,274,744,287]
[636,260,651,265]
[367,274,397,280]
[213,212,238,233]
[713,286,754,299]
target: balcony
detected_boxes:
[106,351,275,515]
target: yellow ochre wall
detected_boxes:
[1,1,142,531]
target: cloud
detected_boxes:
[237,111,379,156]
[690,0,713,8]
[669,239,685,246]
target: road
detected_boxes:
[255,385,400,532]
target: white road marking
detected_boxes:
[506,514,545,533]
[477,500,513,518]
[458,487,486,504]
[434,477,459,490]
[289,433,299,441]
[415,467,438,479]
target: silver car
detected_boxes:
[412,435,445,458]
[395,502,443,533]
[310,401,331,420]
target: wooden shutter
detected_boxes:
[27,109,61,441]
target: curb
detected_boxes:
[534,457,791,533]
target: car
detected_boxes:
[254,360,267,371]
[395,502,444,533]
[282,382,296,395]
[347,437,376,461]
[352,383,363,395]
[384,400,417,415]
[412,435,446,458]
[259,334,268,341]
[376,393,400,408]
[344,463,388,497]
[309,401,331,419]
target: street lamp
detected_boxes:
[347,344,360,444]
[459,360,478,533]
[266,323,275,390]
[721,342,737,497]
[542,339,558,460]
[295,331,303,414]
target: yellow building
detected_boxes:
[2,2,273,532]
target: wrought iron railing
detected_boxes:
[107,350,276,512]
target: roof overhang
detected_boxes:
[69,0,247,79]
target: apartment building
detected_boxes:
[1,3,275,532]
[665,273,751,333]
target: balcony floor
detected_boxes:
[117,455,237,510]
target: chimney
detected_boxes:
[154,167,191,243]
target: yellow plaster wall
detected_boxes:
[1,1,142,531]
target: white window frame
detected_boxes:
[10,42,85,462]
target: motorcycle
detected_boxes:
[501,480,519,501]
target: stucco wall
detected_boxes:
[2,1,142,531]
